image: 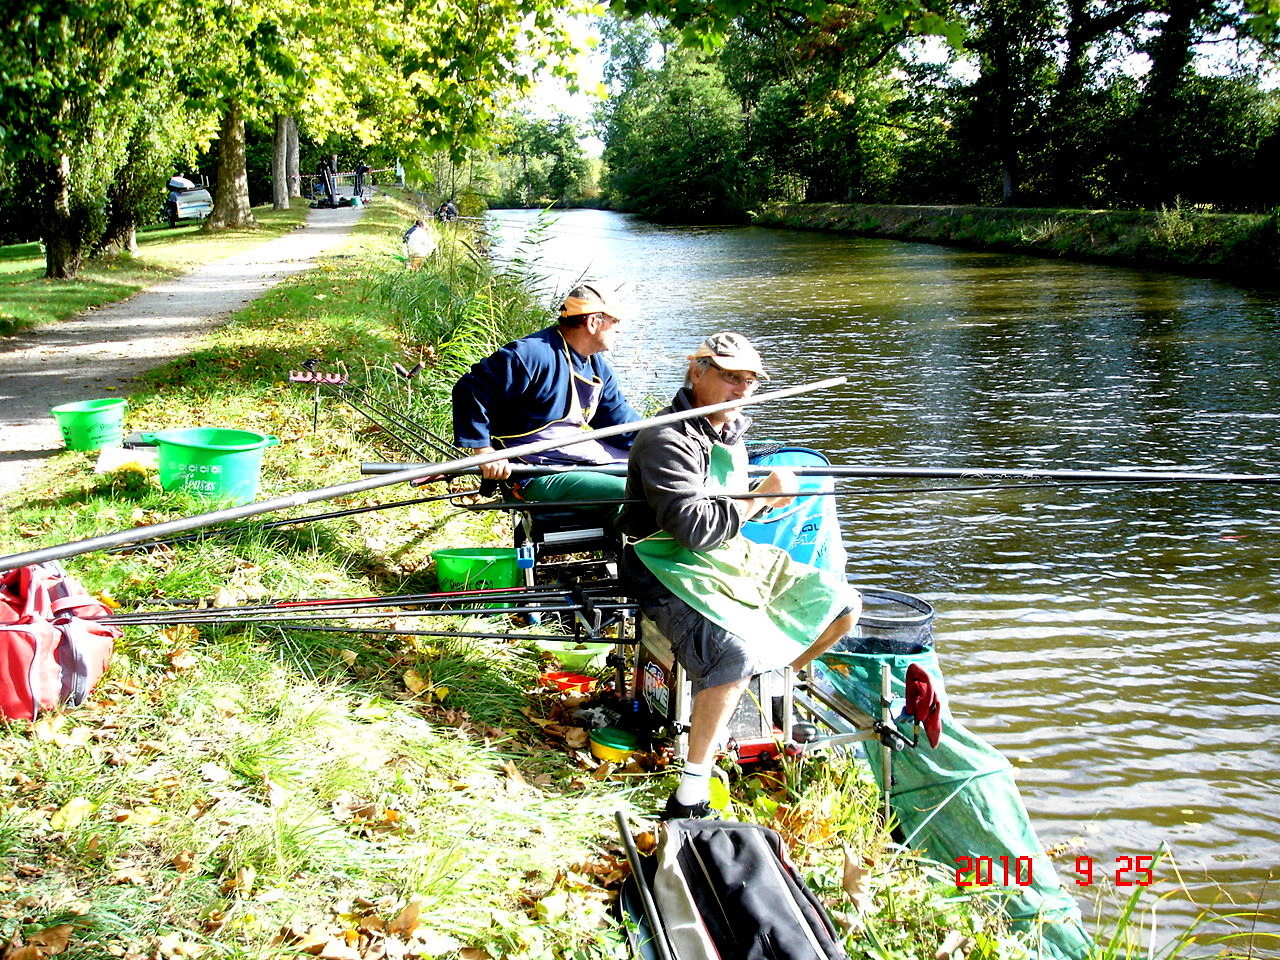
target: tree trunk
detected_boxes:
[98,225,139,257]
[205,101,258,231]
[1132,0,1206,205]
[272,112,289,210]
[43,153,84,280]
[286,116,301,197]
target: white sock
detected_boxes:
[674,761,712,805]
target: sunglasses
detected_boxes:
[711,364,760,387]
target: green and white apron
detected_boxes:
[632,442,853,672]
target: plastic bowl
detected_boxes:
[539,671,596,694]
[589,726,638,762]
[535,638,608,672]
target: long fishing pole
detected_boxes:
[109,488,479,553]
[362,461,1280,485]
[0,376,845,572]
[108,586,625,624]
[453,481,1145,513]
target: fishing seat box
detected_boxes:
[635,616,787,763]
[513,506,621,581]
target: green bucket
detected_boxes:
[432,547,521,607]
[142,428,279,505]
[50,398,128,451]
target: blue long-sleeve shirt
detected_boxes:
[451,325,639,454]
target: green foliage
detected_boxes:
[494,114,592,207]
[602,49,749,220]
[0,0,183,275]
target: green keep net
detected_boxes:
[816,648,1094,960]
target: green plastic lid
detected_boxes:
[590,727,638,749]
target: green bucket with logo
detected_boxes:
[50,398,128,451]
[142,428,279,504]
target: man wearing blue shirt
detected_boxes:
[452,283,639,501]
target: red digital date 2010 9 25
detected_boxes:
[955,855,1155,887]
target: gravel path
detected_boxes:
[0,204,366,502]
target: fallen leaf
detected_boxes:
[154,932,206,959]
[404,670,428,695]
[50,797,95,831]
[500,761,525,784]
[388,898,421,937]
[199,763,231,783]
[936,929,972,960]
[317,939,359,960]
[842,847,873,914]
[29,924,75,954]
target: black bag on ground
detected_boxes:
[649,819,848,960]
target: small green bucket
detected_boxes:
[50,398,128,451]
[142,428,279,505]
[432,547,521,606]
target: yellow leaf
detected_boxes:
[433,685,449,701]
[51,797,95,831]
[535,892,570,921]
[31,715,68,740]
[404,670,428,695]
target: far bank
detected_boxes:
[751,202,1280,288]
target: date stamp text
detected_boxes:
[955,855,1155,888]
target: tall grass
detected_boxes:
[371,212,562,437]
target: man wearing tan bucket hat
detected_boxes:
[618,332,861,819]
[452,281,639,502]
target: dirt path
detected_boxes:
[0,204,366,502]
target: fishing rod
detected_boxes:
[330,378,461,462]
[362,461,1280,485]
[107,582,626,625]
[0,375,845,572]
[451,480,1160,513]
[108,488,479,554]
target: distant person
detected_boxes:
[402,219,436,270]
[437,199,459,222]
[315,158,336,206]
[452,282,639,502]
[354,162,370,199]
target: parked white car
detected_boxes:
[165,176,212,227]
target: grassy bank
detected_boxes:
[753,202,1280,287]
[1,194,1268,960]
[0,209,311,337]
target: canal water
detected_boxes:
[487,208,1280,941]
